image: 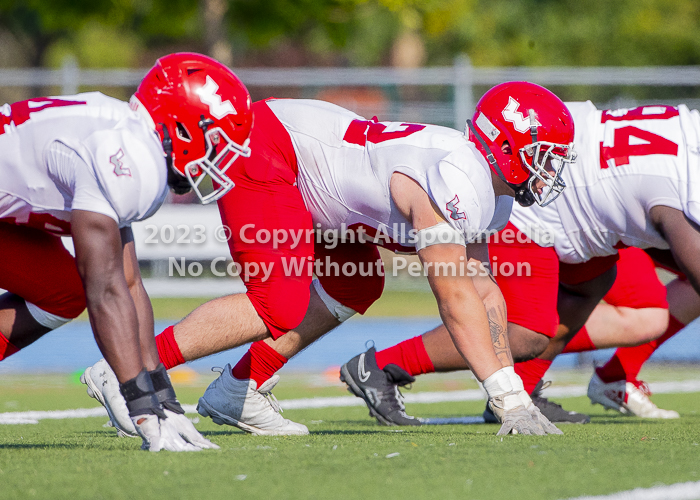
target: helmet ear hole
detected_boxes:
[176,122,192,142]
[136,52,253,203]
[501,141,512,155]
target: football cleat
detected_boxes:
[197,365,308,436]
[81,359,138,438]
[482,404,500,424]
[588,372,680,419]
[340,347,421,426]
[530,380,590,424]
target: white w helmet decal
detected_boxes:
[196,75,237,119]
[502,96,541,133]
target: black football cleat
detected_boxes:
[530,380,590,424]
[340,347,421,426]
[482,404,500,424]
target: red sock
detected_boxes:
[597,314,685,383]
[562,326,597,353]
[375,336,435,376]
[155,325,185,370]
[514,357,553,394]
[232,341,288,387]
[0,330,19,361]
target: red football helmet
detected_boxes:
[131,52,253,203]
[467,81,576,207]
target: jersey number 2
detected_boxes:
[343,119,425,146]
[0,97,87,135]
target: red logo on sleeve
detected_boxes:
[446,195,466,220]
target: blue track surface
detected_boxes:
[2,317,700,374]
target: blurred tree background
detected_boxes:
[0,0,699,111]
[1,0,699,69]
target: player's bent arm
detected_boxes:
[72,210,143,383]
[390,173,558,434]
[390,173,504,380]
[120,227,159,370]
[651,205,700,293]
[418,242,503,381]
[419,242,556,435]
[464,241,512,366]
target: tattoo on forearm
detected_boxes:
[487,304,513,365]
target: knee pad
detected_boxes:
[315,268,384,315]
[25,301,73,330]
[313,280,358,322]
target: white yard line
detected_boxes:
[563,481,700,500]
[1,379,699,425]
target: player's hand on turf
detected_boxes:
[164,409,220,449]
[496,405,547,436]
[489,392,546,436]
[527,403,563,435]
[131,414,202,452]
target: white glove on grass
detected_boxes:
[164,410,220,449]
[131,414,201,452]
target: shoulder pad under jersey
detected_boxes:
[425,148,496,243]
[80,118,168,225]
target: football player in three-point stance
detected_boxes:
[343,101,700,425]
[87,82,576,437]
[1,52,252,450]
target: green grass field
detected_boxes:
[2,368,700,500]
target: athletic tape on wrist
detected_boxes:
[503,366,533,407]
[149,364,185,414]
[25,301,71,330]
[313,280,357,322]
[503,366,524,392]
[119,369,164,418]
[482,368,514,399]
[415,223,466,252]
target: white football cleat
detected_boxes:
[588,372,680,419]
[197,364,309,436]
[81,359,138,437]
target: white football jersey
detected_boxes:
[267,99,512,251]
[0,92,168,236]
[511,101,700,263]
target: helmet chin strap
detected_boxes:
[160,124,191,195]
[466,119,507,183]
[466,119,535,207]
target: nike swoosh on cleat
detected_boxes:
[358,354,370,383]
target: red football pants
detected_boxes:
[0,222,86,319]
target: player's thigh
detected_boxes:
[0,223,85,318]
[604,247,667,309]
[591,248,669,343]
[235,250,313,338]
[315,241,384,314]
[219,169,315,338]
[490,225,560,339]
